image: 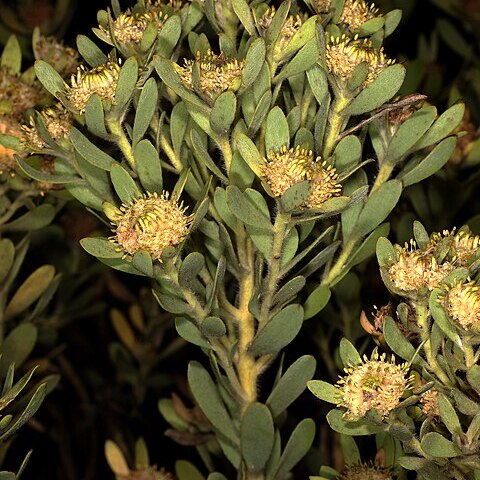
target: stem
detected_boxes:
[237,235,257,407]
[218,136,233,172]
[416,303,453,387]
[159,132,183,172]
[322,237,358,287]
[259,210,291,325]
[371,161,395,194]
[463,339,476,369]
[106,116,136,170]
[322,94,350,159]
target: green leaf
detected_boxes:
[0,383,46,441]
[280,181,310,212]
[170,102,189,158]
[2,204,55,232]
[232,0,256,36]
[70,127,117,171]
[273,37,320,84]
[153,291,192,315]
[191,130,228,182]
[34,60,65,98]
[383,317,419,364]
[187,361,238,444]
[376,236,396,267]
[416,103,465,150]
[429,288,462,346]
[210,91,237,134]
[250,304,304,355]
[226,185,271,230]
[1,35,21,74]
[200,317,226,337]
[339,338,362,367]
[358,16,385,36]
[175,317,210,349]
[0,325,37,377]
[272,276,306,307]
[133,78,158,145]
[265,107,289,153]
[76,35,107,67]
[345,65,406,116]
[0,367,37,410]
[242,38,266,90]
[438,393,462,436]
[387,106,437,160]
[175,460,205,480]
[307,380,341,405]
[85,95,108,138]
[267,355,316,417]
[179,252,205,287]
[421,432,460,458]
[355,180,402,237]
[326,409,384,435]
[339,435,361,466]
[110,164,140,204]
[235,133,264,177]
[0,239,14,284]
[156,15,181,57]
[384,9,402,37]
[303,285,331,320]
[5,265,54,319]
[132,251,153,277]
[334,135,361,171]
[135,139,163,194]
[280,16,317,60]
[115,57,138,109]
[80,237,123,259]
[241,403,275,472]
[400,137,456,187]
[273,418,315,479]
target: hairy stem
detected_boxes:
[322,237,357,287]
[322,94,350,159]
[106,116,136,170]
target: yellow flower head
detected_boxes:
[342,464,394,480]
[388,241,453,293]
[312,0,331,13]
[304,160,341,209]
[0,115,22,174]
[176,50,244,97]
[258,6,305,47]
[261,146,342,208]
[420,387,440,418]
[0,69,45,119]
[341,0,379,31]
[128,466,174,480]
[113,192,191,261]
[336,350,412,419]
[22,105,72,151]
[110,9,168,45]
[325,35,393,85]
[261,146,312,197]
[34,34,80,78]
[66,60,121,113]
[441,280,480,331]
[430,228,480,267]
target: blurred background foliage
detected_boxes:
[0,0,478,479]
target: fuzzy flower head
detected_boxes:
[33,35,80,78]
[176,50,244,98]
[336,350,412,419]
[341,0,379,31]
[127,467,173,480]
[0,115,22,174]
[0,69,45,119]
[257,7,305,50]
[342,464,394,480]
[440,280,480,332]
[112,192,191,261]
[66,60,121,113]
[420,387,440,418]
[21,105,72,151]
[387,241,454,294]
[430,228,480,267]
[312,0,331,13]
[109,7,168,45]
[260,146,341,209]
[325,35,393,86]
[261,146,312,197]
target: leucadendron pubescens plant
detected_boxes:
[22,0,464,477]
